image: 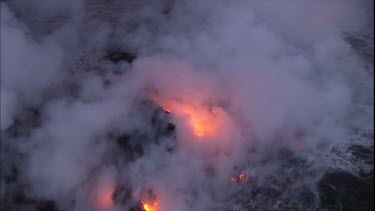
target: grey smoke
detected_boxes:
[1,0,373,211]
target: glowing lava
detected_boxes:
[230,173,246,183]
[158,98,220,138]
[239,173,245,180]
[142,200,158,211]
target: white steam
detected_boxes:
[1,0,373,211]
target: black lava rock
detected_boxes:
[105,50,136,64]
[319,171,374,211]
[115,133,144,161]
[37,200,59,211]
[348,145,373,163]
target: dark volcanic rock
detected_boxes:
[4,107,42,138]
[115,133,144,161]
[36,200,59,211]
[319,171,374,211]
[105,50,137,64]
[348,144,374,164]
[0,184,61,211]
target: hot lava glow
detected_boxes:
[239,173,245,180]
[142,200,158,211]
[157,98,221,138]
[96,186,115,209]
[230,173,247,183]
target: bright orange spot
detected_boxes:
[239,174,245,180]
[162,106,171,113]
[142,200,158,211]
[97,187,114,208]
[158,98,220,138]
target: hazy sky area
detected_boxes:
[1,0,373,211]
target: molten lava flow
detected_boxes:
[157,98,220,138]
[239,173,245,180]
[230,173,246,183]
[142,200,158,211]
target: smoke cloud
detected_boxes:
[1,0,373,210]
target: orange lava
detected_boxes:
[158,98,220,138]
[239,174,245,180]
[142,200,158,211]
[230,173,246,183]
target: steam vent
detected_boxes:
[1,1,373,211]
